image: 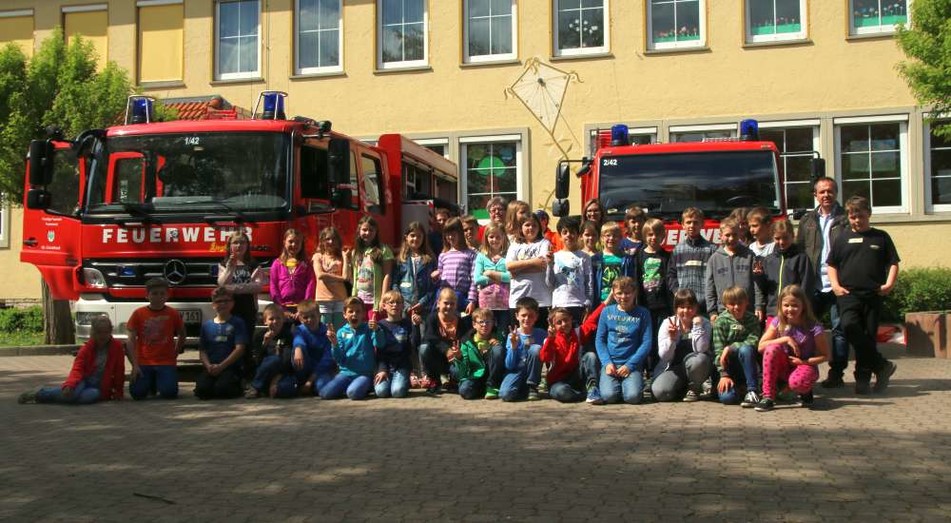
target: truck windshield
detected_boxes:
[599,150,780,217]
[86,132,290,213]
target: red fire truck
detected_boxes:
[21,92,458,342]
[551,121,822,247]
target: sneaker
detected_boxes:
[741,390,761,408]
[797,392,815,408]
[585,386,604,405]
[244,388,261,399]
[527,387,541,401]
[821,375,845,389]
[777,388,798,403]
[682,390,700,403]
[854,379,871,395]
[755,397,775,412]
[873,360,897,393]
[17,390,37,404]
[484,387,499,400]
[537,378,548,394]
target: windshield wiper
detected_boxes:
[118,203,160,224]
[203,200,254,225]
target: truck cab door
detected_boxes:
[21,143,84,300]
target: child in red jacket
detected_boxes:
[542,308,598,403]
[19,316,125,405]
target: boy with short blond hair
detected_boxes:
[704,217,761,323]
[375,290,416,398]
[620,205,648,255]
[594,277,652,405]
[274,300,332,398]
[195,287,248,400]
[713,286,762,407]
[127,277,185,400]
[828,196,900,394]
[668,207,717,315]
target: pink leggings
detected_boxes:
[762,344,818,399]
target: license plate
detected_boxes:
[181,309,202,324]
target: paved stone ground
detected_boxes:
[3,346,951,522]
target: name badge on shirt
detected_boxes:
[848,238,863,244]
[685,260,703,267]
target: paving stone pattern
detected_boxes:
[2,348,951,522]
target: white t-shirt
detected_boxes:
[506,239,552,307]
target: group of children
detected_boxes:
[19,191,900,413]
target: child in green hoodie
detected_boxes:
[449,308,503,400]
[713,286,762,407]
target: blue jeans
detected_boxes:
[36,379,100,404]
[251,354,283,393]
[458,378,486,400]
[374,365,411,398]
[129,365,179,400]
[717,344,760,405]
[499,346,542,402]
[319,373,372,400]
[599,367,644,404]
[813,290,849,376]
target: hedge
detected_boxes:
[882,267,951,322]
[0,306,44,334]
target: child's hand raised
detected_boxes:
[508,325,519,349]
[667,316,679,337]
[447,340,462,362]
[326,324,337,346]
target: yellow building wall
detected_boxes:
[0,11,35,57]
[0,208,43,301]
[0,0,947,305]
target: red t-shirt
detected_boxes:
[127,306,184,366]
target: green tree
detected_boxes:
[896,0,951,138]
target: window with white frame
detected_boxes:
[745,0,806,43]
[849,0,908,36]
[461,136,522,218]
[554,0,608,57]
[216,0,260,80]
[379,0,427,69]
[464,0,517,63]
[835,116,908,213]
[925,120,951,212]
[296,0,342,74]
[759,122,819,210]
[648,0,704,50]
[669,123,736,143]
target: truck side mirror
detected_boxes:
[29,140,54,186]
[331,187,353,208]
[555,163,570,200]
[26,188,51,210]
[811,157,826,183]
[328,138,350,186]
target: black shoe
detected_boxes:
[820,374,845,389]
[854,380,871,395]
[754,397,775,412]
[797,392,814,408]
[873,360,897,393]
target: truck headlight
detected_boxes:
[82,268,107,288]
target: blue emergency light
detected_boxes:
[125,96,154,125]
[611,124,630,146]
[255,91,287,120]
[740,119,759,141]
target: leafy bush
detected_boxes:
[882,267,951,322]
[0,306,43,333]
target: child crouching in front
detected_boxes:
[755,285,829,411]
[501,297,546,401]
[651,289,713,402]
[713,286,762,407]
[195,287,249,400]
[450,308,503,400]
[594,277,652,405]
[321,298,383,400]
[246,303,294,398]
[19,316,125,405]
[541,307,595,403]
[375,290,416,398]
[276,300,332,398]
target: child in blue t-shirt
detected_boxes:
[320,298,384,400]
[195,287,249,400]
[273,300,332,398]
[595,277,652,405]
[500,297,546,402]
